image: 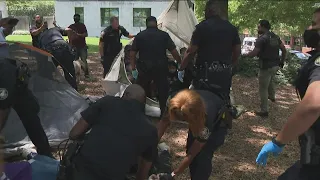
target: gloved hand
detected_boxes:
[256,141,283,166]
[132,69,138,79]
[178,70,184,82]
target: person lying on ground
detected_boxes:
[69,84,158,180]
[157,89,229,180]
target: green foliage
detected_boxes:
[6,0,55,19]
[195,0,316,36]
[236,56,301,85]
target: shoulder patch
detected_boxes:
[315,57,320,66]
[0,88,8,100]
[199,127,211,140]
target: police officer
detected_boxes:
[178,0,241,106]
[255,13,320,179]
[99,16,135,78]
[130,16,181,117]
[0,18,53,159]
[68,84,158,180]
[244,20,287,117]
[39,26,78,90]
[157,89,228,179]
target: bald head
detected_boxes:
[122,84,146,103]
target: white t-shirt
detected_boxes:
[0,27,9,58]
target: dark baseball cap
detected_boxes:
[146,16,157,26]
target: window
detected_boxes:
[133,8,151,27]
[100,8,119,27]
[74,7,84,23]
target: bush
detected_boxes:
[236,56,302,85]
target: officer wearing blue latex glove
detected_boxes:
[255,10,320,179]
[132,68,138,79]
[256,139,284,166]
[177,70,184,82]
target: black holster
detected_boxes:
[299,129,320,165]
[56,139,84,180]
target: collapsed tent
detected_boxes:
[3,43,88,156]
[102,0,198,117]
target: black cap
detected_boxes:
[146,16,157,26]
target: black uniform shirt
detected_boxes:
[193,90,224,143]
[255,31,282,69]
[131,27,176,70]
[100,25,129,56]
[191,16,240,66]
[0,58,18,109]
[295,52,320,144]
[76,95,158,179]
[38,27,66,48]
[191,16,240,93]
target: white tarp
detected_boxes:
[101,0,198,117]
[3,43,88,156]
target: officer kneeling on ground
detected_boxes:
[67,84,158,180]
[0,18,53,159]
[255,22,320,180]
[157,89,229,180]
[38,25,78,90]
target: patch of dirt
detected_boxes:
[78,54,300,180]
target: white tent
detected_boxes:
[101,0,198,117]
[3,43,88,156]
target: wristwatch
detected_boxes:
[171,172,176,177]
[272,136,285,147]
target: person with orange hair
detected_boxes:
[157,89,228,180]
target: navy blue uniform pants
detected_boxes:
[186,127,227,180]
[278,161,320,180]
[136,67,169,117]
[45,41,78,90]
[13,88,52,157]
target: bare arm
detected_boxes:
[77,32,88,38]
[136,157,153,180]
[127,34,135,39]
[173,140,205,175]
[276,81,320,144]
[232,44,241,66]
[170,49,182,64]
[157,115,171,142]
[69,118,90,140]
[99,32,105,57]
[246,47,260,58]
[280,42,287,63]
[30,25,45,36]
[130,51,138,70]
[180,45,198,70]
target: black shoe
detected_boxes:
[268,97,276,102]
[255,111,269,117]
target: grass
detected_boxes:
[6,35,130,54]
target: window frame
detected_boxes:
[74,7,84,24]
[100,8,119,27]
[133,8,151,27]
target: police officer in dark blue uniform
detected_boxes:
[99,16,135,78]
[178,0,241,105]
[130,16,181,117]
[39,26,78,90]
[255,17,320,179]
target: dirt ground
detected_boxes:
[79,53,300,180]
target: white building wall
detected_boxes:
[0,0,8,18]
[55,1,169,37]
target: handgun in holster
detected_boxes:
[56,139,84,180]
[299,129,320,165]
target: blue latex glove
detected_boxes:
[132,69,138,79]
[256,141,283,166]
[178,70,184,82]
